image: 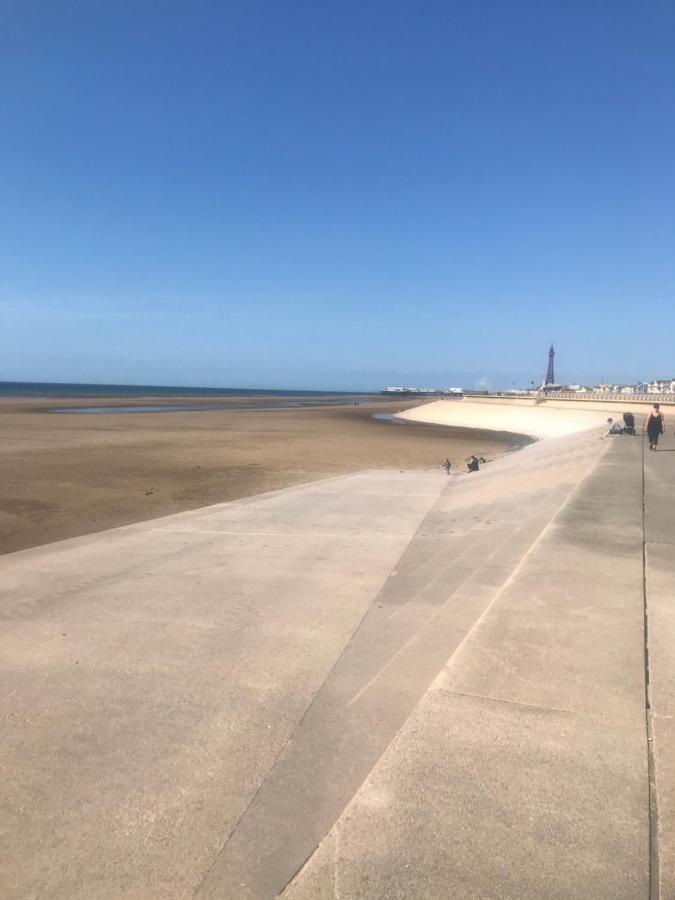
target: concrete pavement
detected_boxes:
[1,426,669,898]
[1,471,446,898]
[644,426,675,899]
[397,398,612,440]
[283,436,649,899]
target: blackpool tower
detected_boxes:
[545,343,555,386]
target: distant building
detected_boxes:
[539,344,564,391]
[588,382,673,396]
[381,386,464,397]
[647,379,675,394]
[553,379,672,397]
[545,344,555,386]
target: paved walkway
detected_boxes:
[397,398,612,439]
[644,426,675,899]
[0,470,447,898]
[1,427,670,898]
[283,434,649,900]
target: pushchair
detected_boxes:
[622,412,636,435]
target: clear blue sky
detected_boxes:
[1,1,674,390]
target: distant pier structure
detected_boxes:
[545,343,555,386]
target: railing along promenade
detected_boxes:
[547,390,674,403]
[466,390,675,406]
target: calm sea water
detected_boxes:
[0,382,378,414]
[0,381,370,399]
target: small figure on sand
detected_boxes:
[467,455,480,473]
[647,404,664,451]
[442,458,451,474]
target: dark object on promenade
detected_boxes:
[647,403,664,451]
[467,455,480,472]
[442,458,451,474]
[623,412,636,435]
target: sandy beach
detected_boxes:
[0,395,523,555]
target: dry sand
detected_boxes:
[0,396,523,555]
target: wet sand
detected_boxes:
[0,396,523,555]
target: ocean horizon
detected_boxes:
[0,381,375,399]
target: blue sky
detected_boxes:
[1,1,674,390]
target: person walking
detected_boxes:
[442,458,451,474]
[647,403,664,451]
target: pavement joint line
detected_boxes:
[380,489,537,600]
[642,426,661,900]
[432,686,641,724]
[254,447,605,896]
[430,442,608,688]
[192,474,450,898]
[332,821,342,900]
[0,468,444,564]
[151,529,416,539]
[379,489,526,604]
[8,435,645,897]
[227,478,448,508]
[382,523,515,624]
[346,520,530,707]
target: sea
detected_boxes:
[0,381,370,399]
[0,381,377,414]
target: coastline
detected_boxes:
[390,413,536,449]
[0,396,518,555]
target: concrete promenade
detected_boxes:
[396,397,620,440]
[645,428,675,899]
[1,424,672,898]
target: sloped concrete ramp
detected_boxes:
[0,431,656,898]
[283,437,649,900]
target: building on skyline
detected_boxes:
[545,344,555,386]
[540,343,562,392]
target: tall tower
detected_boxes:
[545,343,555,385]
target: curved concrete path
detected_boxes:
[397,398,614,440]
[1,427,667,898]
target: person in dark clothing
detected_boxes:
[647,404,664,451]
[467,455,480,472]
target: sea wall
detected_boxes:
[396,398,614,441]
[465,394,675,413]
